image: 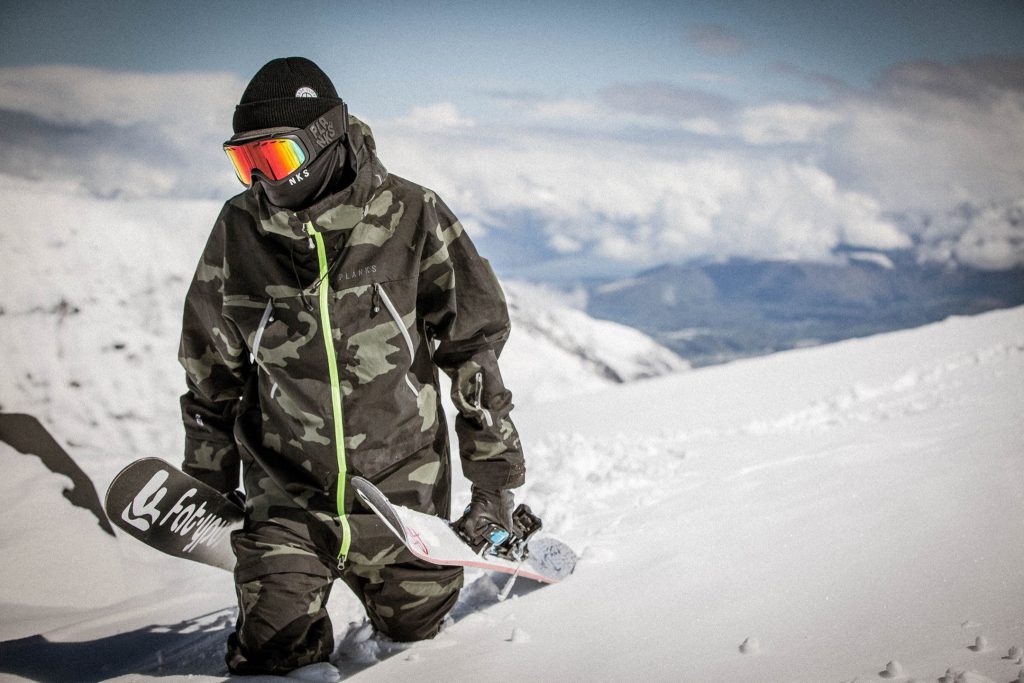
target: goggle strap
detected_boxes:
[292,102,349,157]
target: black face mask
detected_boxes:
[254,139,349,210]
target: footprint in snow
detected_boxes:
[580,544,616,564]
[285,662,343,682]
[944,671,1004,683]
[878,660,904,679]
[508,627,531,643]
[738,637,759,655]
[968,635,989,652]
[1003,646,1023,664]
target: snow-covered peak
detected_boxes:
[501,281,688,403]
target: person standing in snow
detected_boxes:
[178,57,525,675]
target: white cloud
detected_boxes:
[528,98,602,122]
[678,117,725,136]
[392,102,475,129]
[910,199,1024,271]
[375,123,909,267]
[548,233,583,254]
[0,64,240,130]
[0,65,244,199]
[811,58,1024,213]
[737,103,843,145]
[964,201,1024,270]
[2,61,1021,273]
[500,59,1024,230]
[829,85,1024,211]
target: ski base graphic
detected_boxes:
[104,458,243,571]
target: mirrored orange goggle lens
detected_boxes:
[223,137,307,185]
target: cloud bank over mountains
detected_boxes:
[0,65,243,199]
[0,57,1021,276]
[381,55,1024,274]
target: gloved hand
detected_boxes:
[453,486,515,553]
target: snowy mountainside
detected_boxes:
[502,281,689,402]
[1,306,1021,682]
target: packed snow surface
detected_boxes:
[1,305,1021,682]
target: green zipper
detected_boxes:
[305,221,351,562]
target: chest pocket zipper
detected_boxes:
[250,300,275,364]
[247,300,280,400]
[373,283,420,398]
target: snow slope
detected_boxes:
[1,306,1021,682]
[354,306,1024,683]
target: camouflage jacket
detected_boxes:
[179,115,524,555]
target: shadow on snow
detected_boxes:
[0,576,548,681]
[0,608,235,682]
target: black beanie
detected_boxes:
[233,57,344,134]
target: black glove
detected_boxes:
[453,486,515,553]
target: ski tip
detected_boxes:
[350,476,409,544]
[350,476,374,503]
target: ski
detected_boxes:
[351,476,576,584]
[104,458,243,571]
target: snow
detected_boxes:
[503,280,689,401]
[0,441,129,613]
[0,306,1021,681]
[1,173,1022,681]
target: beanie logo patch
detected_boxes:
[295,86,318,98]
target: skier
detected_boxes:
[178,57,525,675]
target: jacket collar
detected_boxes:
[245,115,389,240]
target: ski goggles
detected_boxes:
[223,102,348,186]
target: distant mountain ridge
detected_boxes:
[500,282,689,403]
[585,253,1024,366]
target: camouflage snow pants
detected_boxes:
[225,442,464,675]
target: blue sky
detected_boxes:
[3,0,1022,118]
[1,2,1022,279]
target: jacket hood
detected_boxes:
[239,114,390,239]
